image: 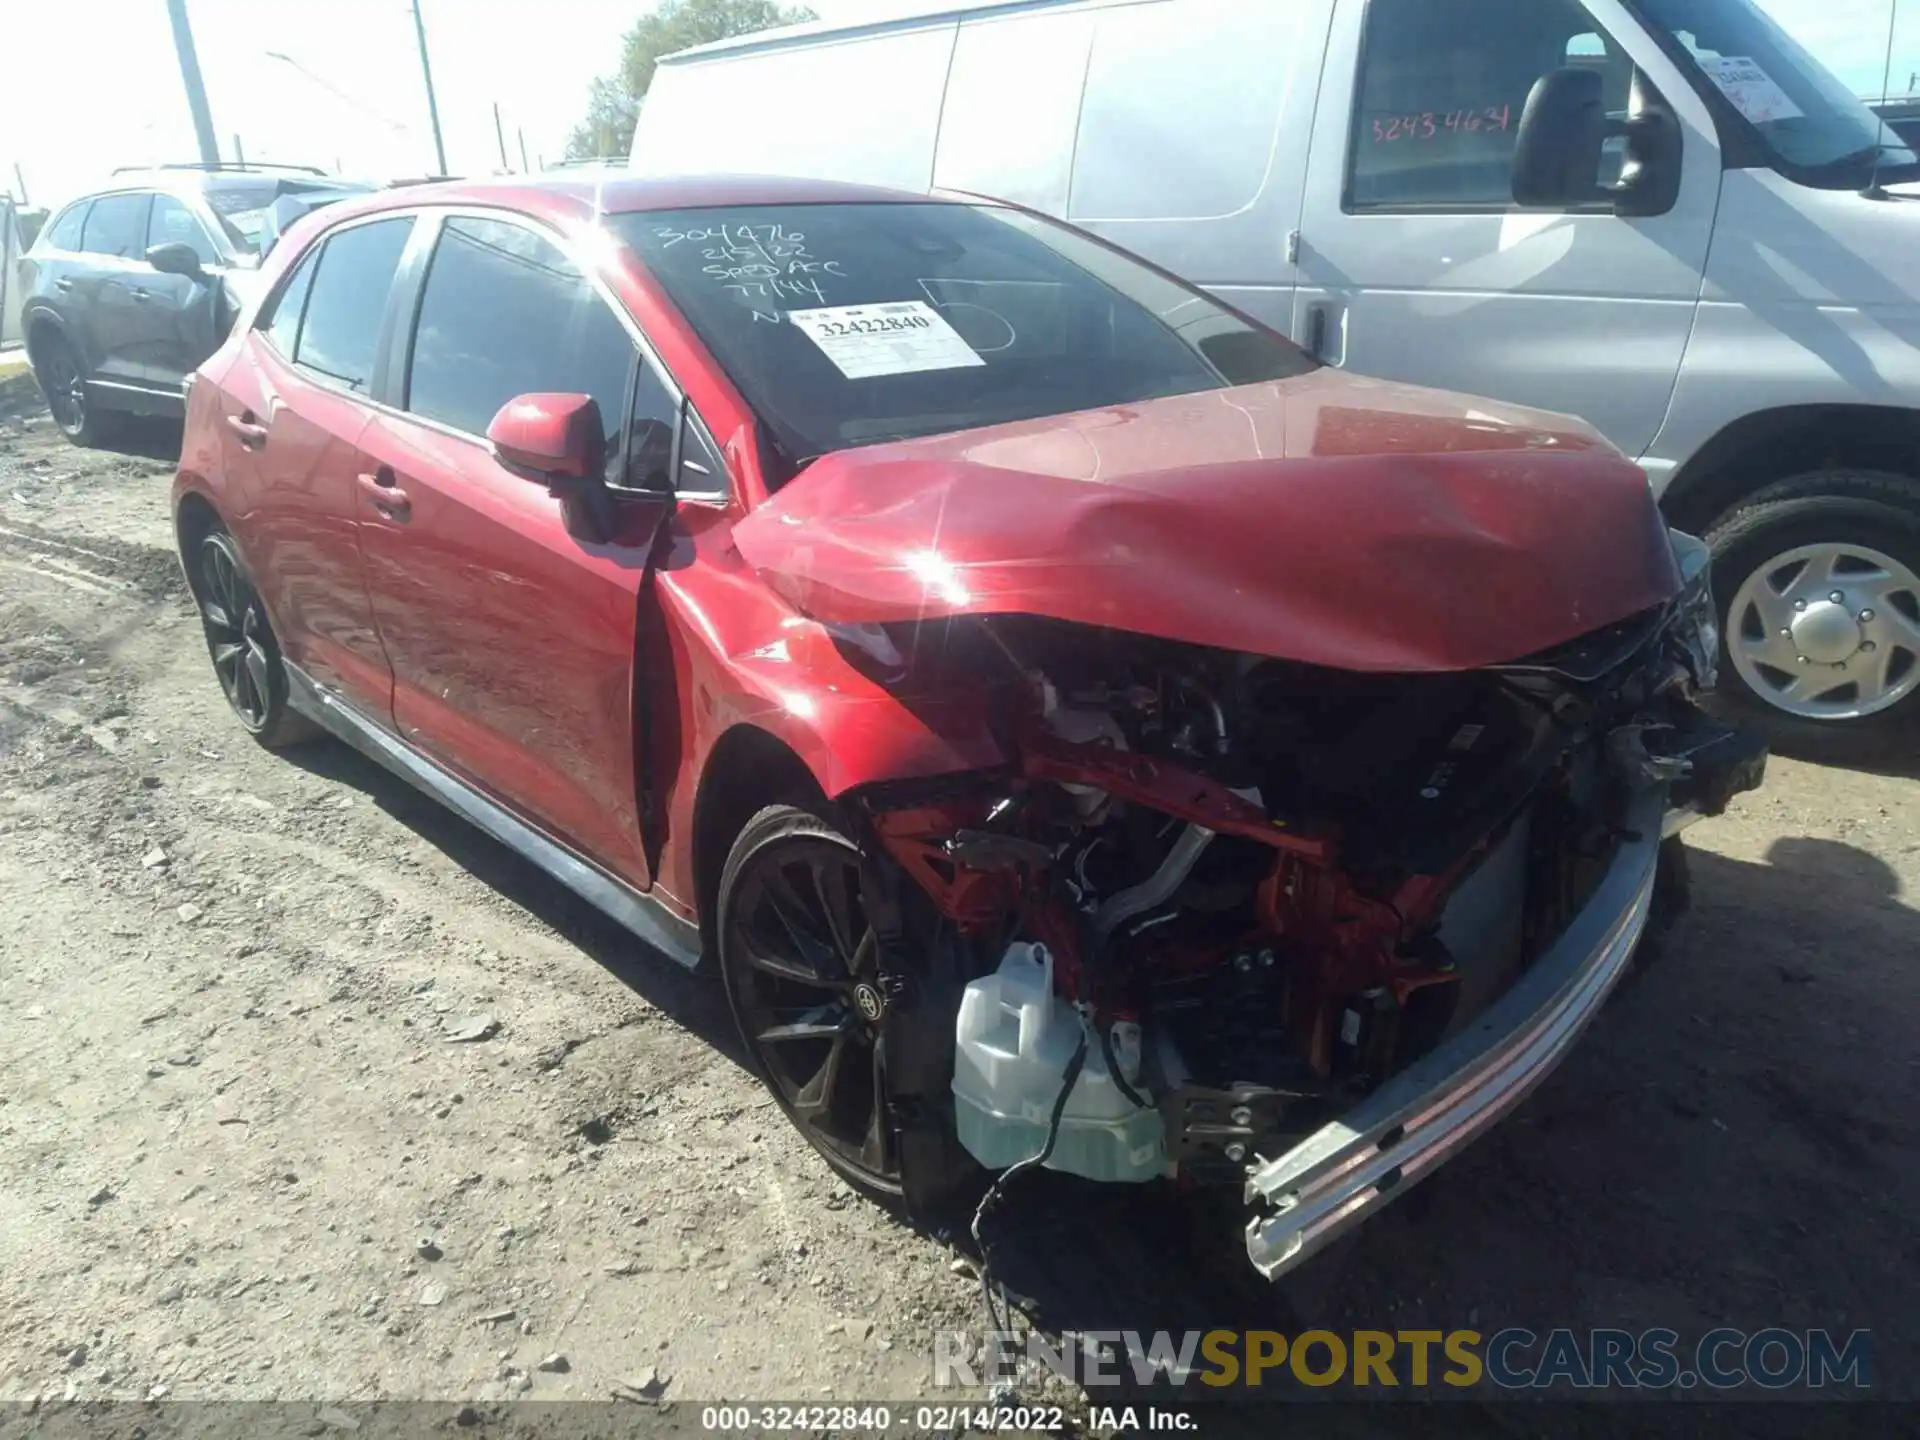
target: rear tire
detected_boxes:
[188,527,320,750]
[32,332,120,448]
[1706,471,1920,750]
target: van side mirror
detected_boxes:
[1512,68,1608,207]
[146,241,206,280]
[1513,67,1682,217]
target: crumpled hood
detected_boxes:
[734,371,1682,672]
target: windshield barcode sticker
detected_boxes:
[786,301,987,380]
[1695,55,1804,125]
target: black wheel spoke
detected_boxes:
[739,930,838,989]
[760,862,844,977]
[756,1008,849,1046]
[791,1030,848,1125]
[812,858,862,964]
[858,1037,889,1174]
[243,642,271,711]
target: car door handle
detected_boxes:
[131,287,151,302]
[53,278,73,292]
[357,467,411,520]
[225,411,270,450]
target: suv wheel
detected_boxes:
[1708,471,1920,745]
[33,333,119,447]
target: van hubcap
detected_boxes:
[1728,541,1920,720]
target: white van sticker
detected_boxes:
[786,301,986,379]
[1696,56,1805,125]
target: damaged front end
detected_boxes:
[842,530,1764,1279]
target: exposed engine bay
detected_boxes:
[845,545,1765,1192]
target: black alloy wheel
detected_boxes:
[192,529,315,749]
[717,805,903,1195]
[36,335,110,446]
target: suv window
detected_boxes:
[294,217,413,393]
[80,193,153,259]
[405,216,639,480]
[1348,0,1633,209]
[148,195,220,267]
[43,203,88,251]
[262,245,322,358]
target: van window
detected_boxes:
[404,216,639,481]
[295,217,413,393]
[1071,0,1300,221]
[618,202,1314,468]
[80,193,153,259]
[1348,0,1632,209]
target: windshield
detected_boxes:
[207,180,373,255]
[614,203,1315,466]
[1631,0,1918,181]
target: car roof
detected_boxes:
[345,172,945,222]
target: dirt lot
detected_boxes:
[0,370,1915,1420]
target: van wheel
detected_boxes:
[32,333,119,447]
[1707,471,1920,745]
[190,528,320,749]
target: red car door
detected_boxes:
[353,212,676,886]
[217,214,415,711]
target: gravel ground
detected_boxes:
[0,372,1914,1426]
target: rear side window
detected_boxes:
[294,217,413,393]
[261,245,322,358]
[148,195,220,267]
[80,193,152,259]
[404,216,637,468]
[43,203,88,251]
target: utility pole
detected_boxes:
[411,0,449,175]
[494,103,510,171]
[518,128,530,173]
[234,134,247,168]
[166,0,221,166]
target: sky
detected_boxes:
[3,0,1917,210]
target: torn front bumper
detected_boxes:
[1243,787,1665,1279]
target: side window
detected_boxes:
[79,193,153,259]
[622,364,682,492]
[261,245,322,358]
[148,195,220,267]
[294,217,413,393]
[43,202,89,252]
[404,216,638,481]
[1348,0,1633,209]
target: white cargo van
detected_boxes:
[631,0,1920,741]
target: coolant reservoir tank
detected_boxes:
[951,943,1165,1183]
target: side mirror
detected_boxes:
[146,241,206,280]
[1512,67,1607,208]
[487,392,605,487]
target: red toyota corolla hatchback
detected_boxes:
[173,176,1762,1277]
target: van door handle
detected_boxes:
[358,466,411,520]
[225,411,269,449]
[1305,306,1328,361]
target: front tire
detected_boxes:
[189,528,319,749]
[1707,471,1920,746]
[716,804,907,1197]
